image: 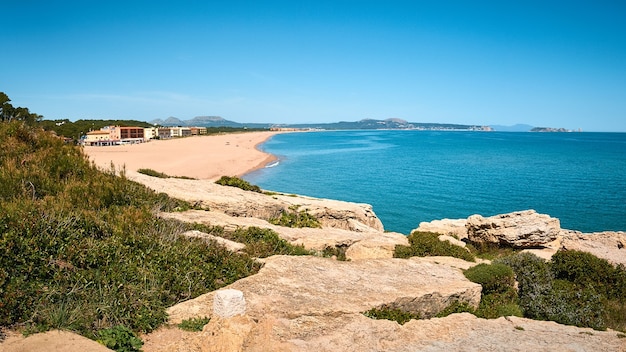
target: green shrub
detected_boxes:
[363,307,420,325]
[474,290,523,319]
[321,245,348,261]
[551,250,626,299]
[215,176,262,193]
[466,242,518,260]
[463,263,521,319]
[228,227,313,258]
[0,121,261,339]
[178,317,211,332]
[495,252,608,330]
[464,263,515,295]
[138,168,170,178]
[435,301,475,318]
[394,231,475,262]
[97,325,143,352]
[269,206,321,228]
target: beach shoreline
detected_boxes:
[83,131,283,181]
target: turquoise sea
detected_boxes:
[245,131,626,235]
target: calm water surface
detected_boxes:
[245,131,626,234]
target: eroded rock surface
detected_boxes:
[467,210,561,248]
[127,171,383,232]
[561,231,626,266]
[166,255,482,324]
[161,210,408,260]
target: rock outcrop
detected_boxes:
[162,210,407,260]
[166,255,482,325]
[561,231,626,266]
[466,210,561,248]
[127,171,383,232]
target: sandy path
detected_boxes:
[83,131,282,181]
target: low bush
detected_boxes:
[394,231,475,262]
[269,206,321,228]
[363,307,420,325]
[227,227,313,258]
[321,245,348,261]
[215,176,262,193]
[464,263,515,295]
[463,263,521,319]
[495,252,613,331]
[137,168,169,178]
[97,325,143,352]
[435,301,475,317]
[177,317,211,332]
[551,250,626,299]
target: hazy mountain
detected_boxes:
[150,116,490,131]
[281,118,486,130]
[490,124,534,132]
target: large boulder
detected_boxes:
[466,210,561,248]
[128,171,383,232]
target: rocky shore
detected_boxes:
[139,173,625,351]
[5,172,625,351]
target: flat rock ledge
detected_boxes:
[561,230,626,266]
[166,255,482,324]
[127,171,383,232]
[162,210,408,260]
[146,255,626,352]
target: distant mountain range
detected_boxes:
[150,116,491,131]
[150,116,579,132]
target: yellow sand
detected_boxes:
[83,131,281,181]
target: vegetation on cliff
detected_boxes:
[215,175,262,193]
[394,231,475,262]
[0,115,261,339]
[496,251,626,331]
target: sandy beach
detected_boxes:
[83,131,282,181]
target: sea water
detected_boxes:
[244,130,626,234]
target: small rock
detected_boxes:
[213,289,246,318]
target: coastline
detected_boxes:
[83,131,283,181]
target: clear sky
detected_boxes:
[3,1,626,131]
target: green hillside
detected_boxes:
[0,95,260,340]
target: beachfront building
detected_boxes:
[83,126,145,146]
[144,127,158,141]
[157,126,194,138]
[189,127,207,135]
[84,130,114,146]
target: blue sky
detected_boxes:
[2,1,625,131]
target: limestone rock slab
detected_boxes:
[160,210,408,260]
[561,231,626,266]
[166,255,481,324]
[127,171,384,232]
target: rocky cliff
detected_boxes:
[9,173,623,351]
